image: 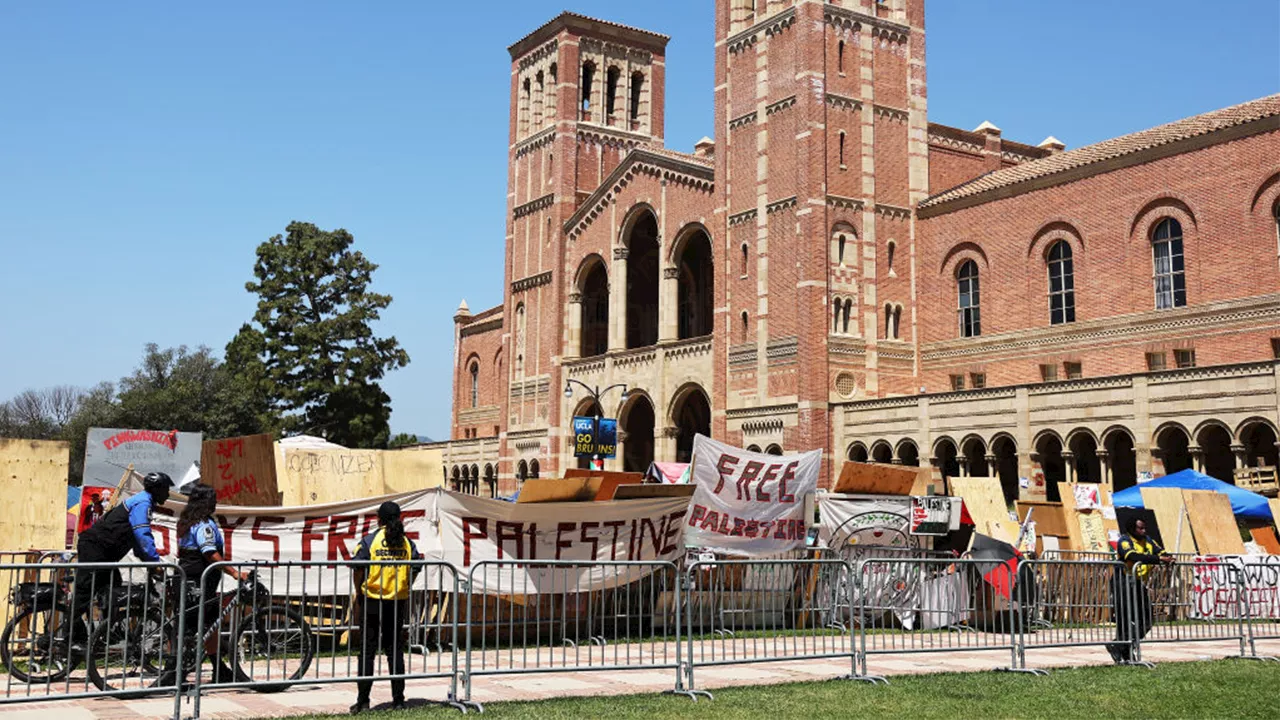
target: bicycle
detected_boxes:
[89,569,314,693]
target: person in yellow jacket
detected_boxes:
[350,501,422,714]
[1107,517,1173,663]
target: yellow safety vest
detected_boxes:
[356,528,415,601]
[1117,535,1161,580]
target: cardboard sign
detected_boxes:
[1191,555,1280,620]
[83,427,202,488]
[571,416,618,459]
[910,496,952,536]
[684,436,820,555]
[1077,511,1108,551]
[201,434,280,506]
[1073,484,1101,510]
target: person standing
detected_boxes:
[1107,518,1173,663]
[83,493,106,530]
[350,502,422,714]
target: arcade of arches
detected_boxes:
[846,417,1279,504]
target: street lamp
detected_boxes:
[563,379,629,414]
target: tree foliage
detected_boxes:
[388,432,420,449]
[233,221,409,449]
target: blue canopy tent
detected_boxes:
[1112,469,1273,521]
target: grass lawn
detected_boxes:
[293,660,1280,719]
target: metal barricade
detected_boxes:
[1017,559,1129,668]
[0,560,187,720]
[1237,559,1280,660]
[189,560,465,719]
[1139,560,1248,660]
[855,557,1034,676]
[684,557,863,696]
[462,559,684,707]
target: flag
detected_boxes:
[969,533,1022,600]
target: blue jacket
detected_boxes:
[80,492,161,562]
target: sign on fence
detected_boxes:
[83,427,202,488]
[683,435,820,555]
[1192,555,1280,620]
[200,434,280,506]
[436,491,688,593]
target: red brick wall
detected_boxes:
[918,130,1280,391]
[928,146,987,196]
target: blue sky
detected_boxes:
[1,1,1276,441]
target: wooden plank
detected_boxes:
[278,447,384,505]
[1248,525,1280,554]
[1016,501,1072,538]
[382,447,445,493]
[201,434,280,506]
[565,469,645,501]
[1077,512,1108,552]
[1056,483,1086,551]
[612,484,697,500]
[1270,499,1280,530]
[1141,487,1195,554]
[834,462,925,496]
[951,477,1014,543]
[516,477,602,503]
[0,438,71,623]
[1183,490,1245,555]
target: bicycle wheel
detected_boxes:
[0,605,76,684]
[232,606,313,692]
[85,607,167,693]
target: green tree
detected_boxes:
[234,221,409,449]
[388,432,420,449]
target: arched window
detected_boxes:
[837,235,846,265]
[764,444,783,456]
[838,131,846,167]
[886,241,896,272]
[957,260,981,337]
[580,62,595,117]
[741,242,749,272]
[833,297,842,333]
[517,460,528,482]
[534,70,545,127]
[1274,200,1280,247]
[529,459,540,479]
[515,303,526,374]
[884,303,892,339]
[843,299,853,334]
[837,40,845,73]
[1047,240,1075,324]
[1152,218,1186,309]
[629,71,644,127]
[520,78,531,136]
[605,66,621,120]
[740,311,749,342]
[469,362,479,408]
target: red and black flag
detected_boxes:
[970,533,1022,600]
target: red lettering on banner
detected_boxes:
[602,520,625,560]
[661,510,683,555]
[778,462,797,503]
[461,517,487,566]
[737,462,763,500]
[700,511,720,532]
[756,464,778,502]
[713,454,740,494]
[688,504,707,527]
[328,515,358,561]
[301,516,325,561]
[496,521,524,559]
[640,516,662,557]
[731,517,745,536]
[555,522,575,560]
[774,520,788,539]
[579,522,600,558]
[400,509,425,544]
[252,516,284,562]
[745,520,759,538]
[153,507,175,556]
[218,514,249,560]
[718,513,731,535]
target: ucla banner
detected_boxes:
[684,435,821,555]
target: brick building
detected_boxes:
[435,0,1280,503]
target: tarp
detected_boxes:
[1112,469,1273,521]
[646,462,689,484]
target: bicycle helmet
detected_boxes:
[142,472,174,494]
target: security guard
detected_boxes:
[1107,518,1172,663]
[350,501,422,714]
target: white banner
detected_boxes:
[144,490,442,596]
[435,491,690,594]
[1191,555,1280,620]
[684,435,820,556]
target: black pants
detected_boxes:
[70,542,119,642]
[357,598,408,704]
[1110,573,1153,661]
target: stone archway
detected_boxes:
[871,441,893,464]
[991,435,1019,503]
[1197,424,1234,483]
[961,436,988,476]
[1104,429,1138,491]
[579,258,609,357]
[676,228,714,339]
[1240,420,1279,469]
[672,385,711,463]
[622,394,656,472]
[933,438,961,484]
[1067,431,1101,484]
[764,444,783,456]
[1156,425,1192,476]
[1036,434,1065,502]
[848,443,868,463]
[624,211,660,349]
[896,440,920,467]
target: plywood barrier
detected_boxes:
[0,438,71,622]
[834,462,933,496]
[1183,490,1245,555]
[201,434,280,506]
[565,469,645,501]
[951,477,1014,543]
[1016,501,1072,539]
[516,477,602,503]
[1248,525,1280,554]
[1141,487,1195,554]
[278,447,384,506]
[382,447,445,494]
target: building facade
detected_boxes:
[436,0,1280,503]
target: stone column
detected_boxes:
[658,426,680,464]
[661,266,679,343]
[984,454,997,479]
[1062,451,1076,484]
[566,292,583,360]
[1231,444,1247,469]
[1189,445,1204,473]
[610,248,628,351]
[613,429,630,473]
[1097,450,1112,485]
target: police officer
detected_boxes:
[70,472,174,646]
[350,501,422,714]
[1107,517,1173,663]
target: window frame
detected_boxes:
[1151,218,1186,309]
[956,260,981,338]
[1047,240,1076,325]
[469,362,479,408]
